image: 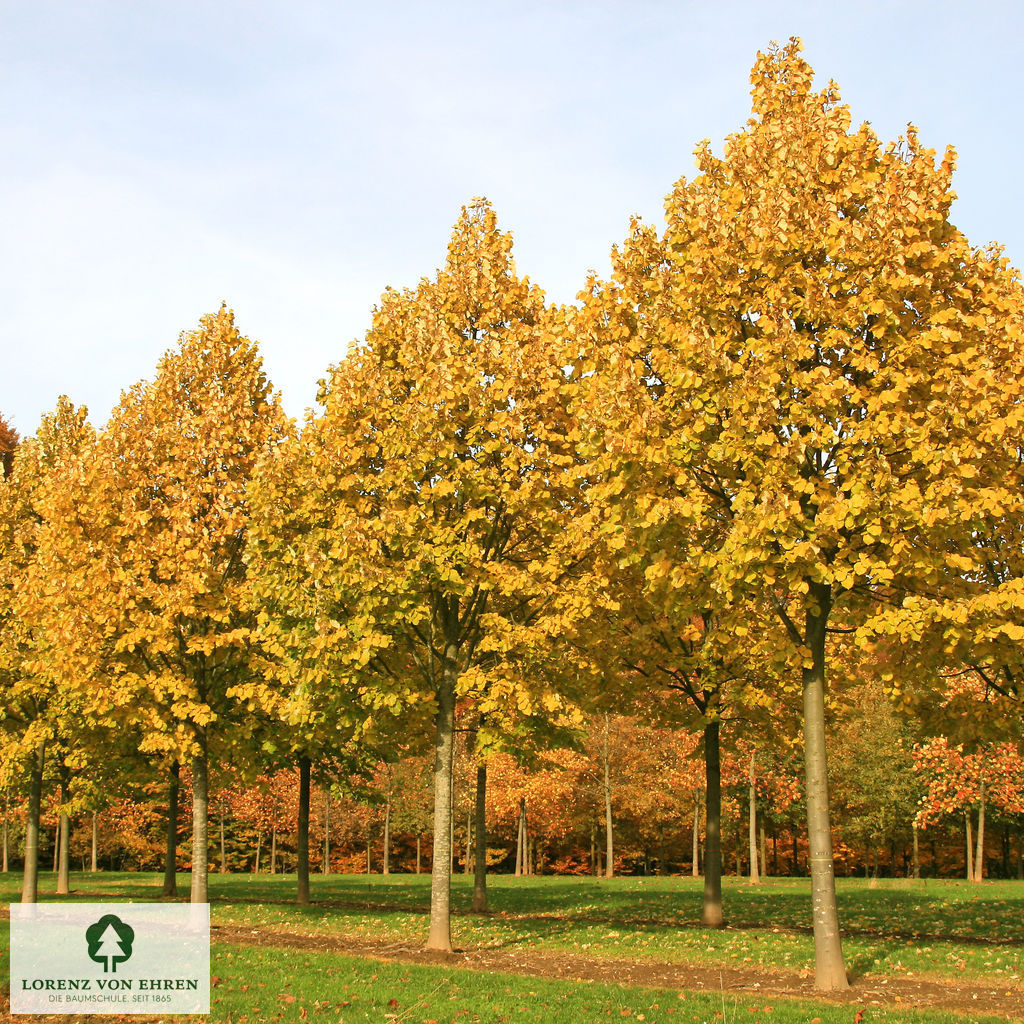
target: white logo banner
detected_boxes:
[10,903,210,1015]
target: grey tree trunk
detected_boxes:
[322,788,330,875]
[472,762,487,912]
[383,800,391,875]
[802,581,848,990]
[366,839,371,874]
[91,811,98,872]
[965,812,974,882]
[163,762,179,896]
[426,648,457,951]
[515,798,525,876]
[57,812,71,894]
[603,714,614,878]
[297,755,310,904]
[190,748,209,903]
[748,750,760,884]
[270,827,277,874]
[22,741,46,903]
[912,823,920,880]
[254,834,261,874]
[220,813,226,873]
[974,782,986,883]
[701,720,723,927]
[692,791,700,878]
[416,835,421,875]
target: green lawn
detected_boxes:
[2,871,1022,1023]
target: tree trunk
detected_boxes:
[270,826,277,874]
[603,713,614,878]
[748,750,760,884]
[463,808,471,874]
[190,746,209,903]
[701,719,723,927]
[163,761,179,896]
[366,838,371,874]
[22,741,45,903]
[57,812,71,894]
[416,835,421,875]
[220,813,227,873]
[974,782,986,883]
[322,788,330,875]
[297,755,310,905]
[692,791,700,877]
[254,833,261,874]
[912,823,920,880]
[426,648,457,952]
[802,581,848,990]
[515,797,525,877]
[472,762,487,912]
[383,799,391,875]
[91,811,98,873]
[965,811,974,882]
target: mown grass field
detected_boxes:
[2,871,1022,1023]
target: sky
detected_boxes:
[3,0,1022,436]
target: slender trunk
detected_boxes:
[965,812,974,882]
[701,719,723,927]
[974,783,986,883]
[912,823,920,880]
[416,835,421,875]
[472,762,487,912]
[57,812,71,894]
[590,827,596,875]
[515,797,525,877]
[190,745,209,903]
[23,741,45,903]
[91,811,98,873]
[220,813,226,873]
[426,647,457,952]
[692,791,700,877]
[323,789,330,875]
[366,838,371,874]
[163,761,179,896]
[463,808,471,874]
[801,581,848,990]
[255,833,261,874]
[296,755,310,904]
[748,750,760,884]
[383,800,391,875]
[270,827,277,874]
[603,713,614,878]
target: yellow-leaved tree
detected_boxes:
[41,309,290,902]
[0,398,95,902]
[249,199,597,950]
[578,40,1023,989]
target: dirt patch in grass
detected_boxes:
[211,923,1024,1019]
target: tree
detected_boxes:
[257,199,593,950]
[575,39,1022,989]
[0,398,95,903]
[41,308,290,903]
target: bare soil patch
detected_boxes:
[211,923,1024,1019]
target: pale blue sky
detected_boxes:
[3,0,1021,435]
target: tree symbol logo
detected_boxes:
[85,914,135,973]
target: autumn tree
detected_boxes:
[0,398,95,903]
[575,40,1023,989]
[251,200,594,950]
[41,309,290,903]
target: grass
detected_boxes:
[2,870,1022,1023]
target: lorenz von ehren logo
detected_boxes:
[85,913,136,973]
